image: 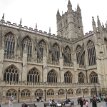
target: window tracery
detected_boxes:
[87,40,96,66]
[90,72,98,83]
[4,65,19,84]
[37,40,46,63]
[78,72,84,83]
[76,45,85,67]
[47,70,57,83]
[47,89,54,96]
[6,89,17,98]
[58,89,64,95]
[63,46,72,66]
[64,71,72,83]
[4,32,15,59]
[35,89,43,97]
[22,36,32,61]
[27,68,40,84]
[21,89,30,97]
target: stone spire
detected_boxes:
[92,17,96,32]
[67,0,72,12]
[35,23,37,29]
[2,13,4,20]
[97,16,102,32]
[77,4,81,12]
[49,27,51,34]
[56,9,61,21]
[19,18,22,26]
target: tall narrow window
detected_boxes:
[47,70,57,83]
[4,32,15,59]
[76,45,85,67]
[51,43,60,63]
[64,71,72,83]
[87,40,96,66]
[90,72,98,83]
[27,68,40,84]
[63,46,72,66]
[22,36,32,61]
[76,45,81,64]
[37,40,46,63]
[78,72,85,83]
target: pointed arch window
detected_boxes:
[52,43,60,62]
[27,68,40,84]
[47,89,54,96]
[78,72,85,83]
[47,70,57,83]
[37,40,46,63]
[21,89,30,97]
[64,71,72,83]
[4,65,19,84]
[35,89,43,97]
[87,40,96,66]
[63,46,72,66]
[58,89,65,95]
[4,32,15,59]
[6,89,17,98]
[67,89,73,95]
[90,72,98,83]
[76,45,85,66]
[22,36,32,61]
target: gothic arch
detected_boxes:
[35,89,43,97]
[76,45,81,64]
[89,71,98,83]
[63,46,71,65]
[78,72,85,83]
[47,89,54,96]
[21,89,30,97]
[22,36,32,61]
[27,67,40,84]
[58,89,65,95]
[87,40,96,66]
[6,89,17,97]
[76,88,82,95]
[47,69,57,83]
[51,42,60,62]
[67,89,73,95]
[4,32,15,59]
[37,39,47,62]
[76,44,85,66]
[83,88,89,95]
[3,65,19,84]
[64,71,72,83]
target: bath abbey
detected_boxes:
[0,0,107,103]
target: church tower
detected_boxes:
[56,0,84,39]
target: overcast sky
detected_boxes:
[0,0,107,34]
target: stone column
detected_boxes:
[43,49,47,82]
[0,27,4,81]
[0,48,4,80]
[22,47,27,82]
[59,46,63,82]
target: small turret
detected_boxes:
[97,16,102,32]
[92,17,97,32]
[56,9,61,21]
[19,18,22,27]
[77,4,81,12]
[67,0,72,12]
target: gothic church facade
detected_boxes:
[0,0,107,103]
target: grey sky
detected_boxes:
[0,0,107,34]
